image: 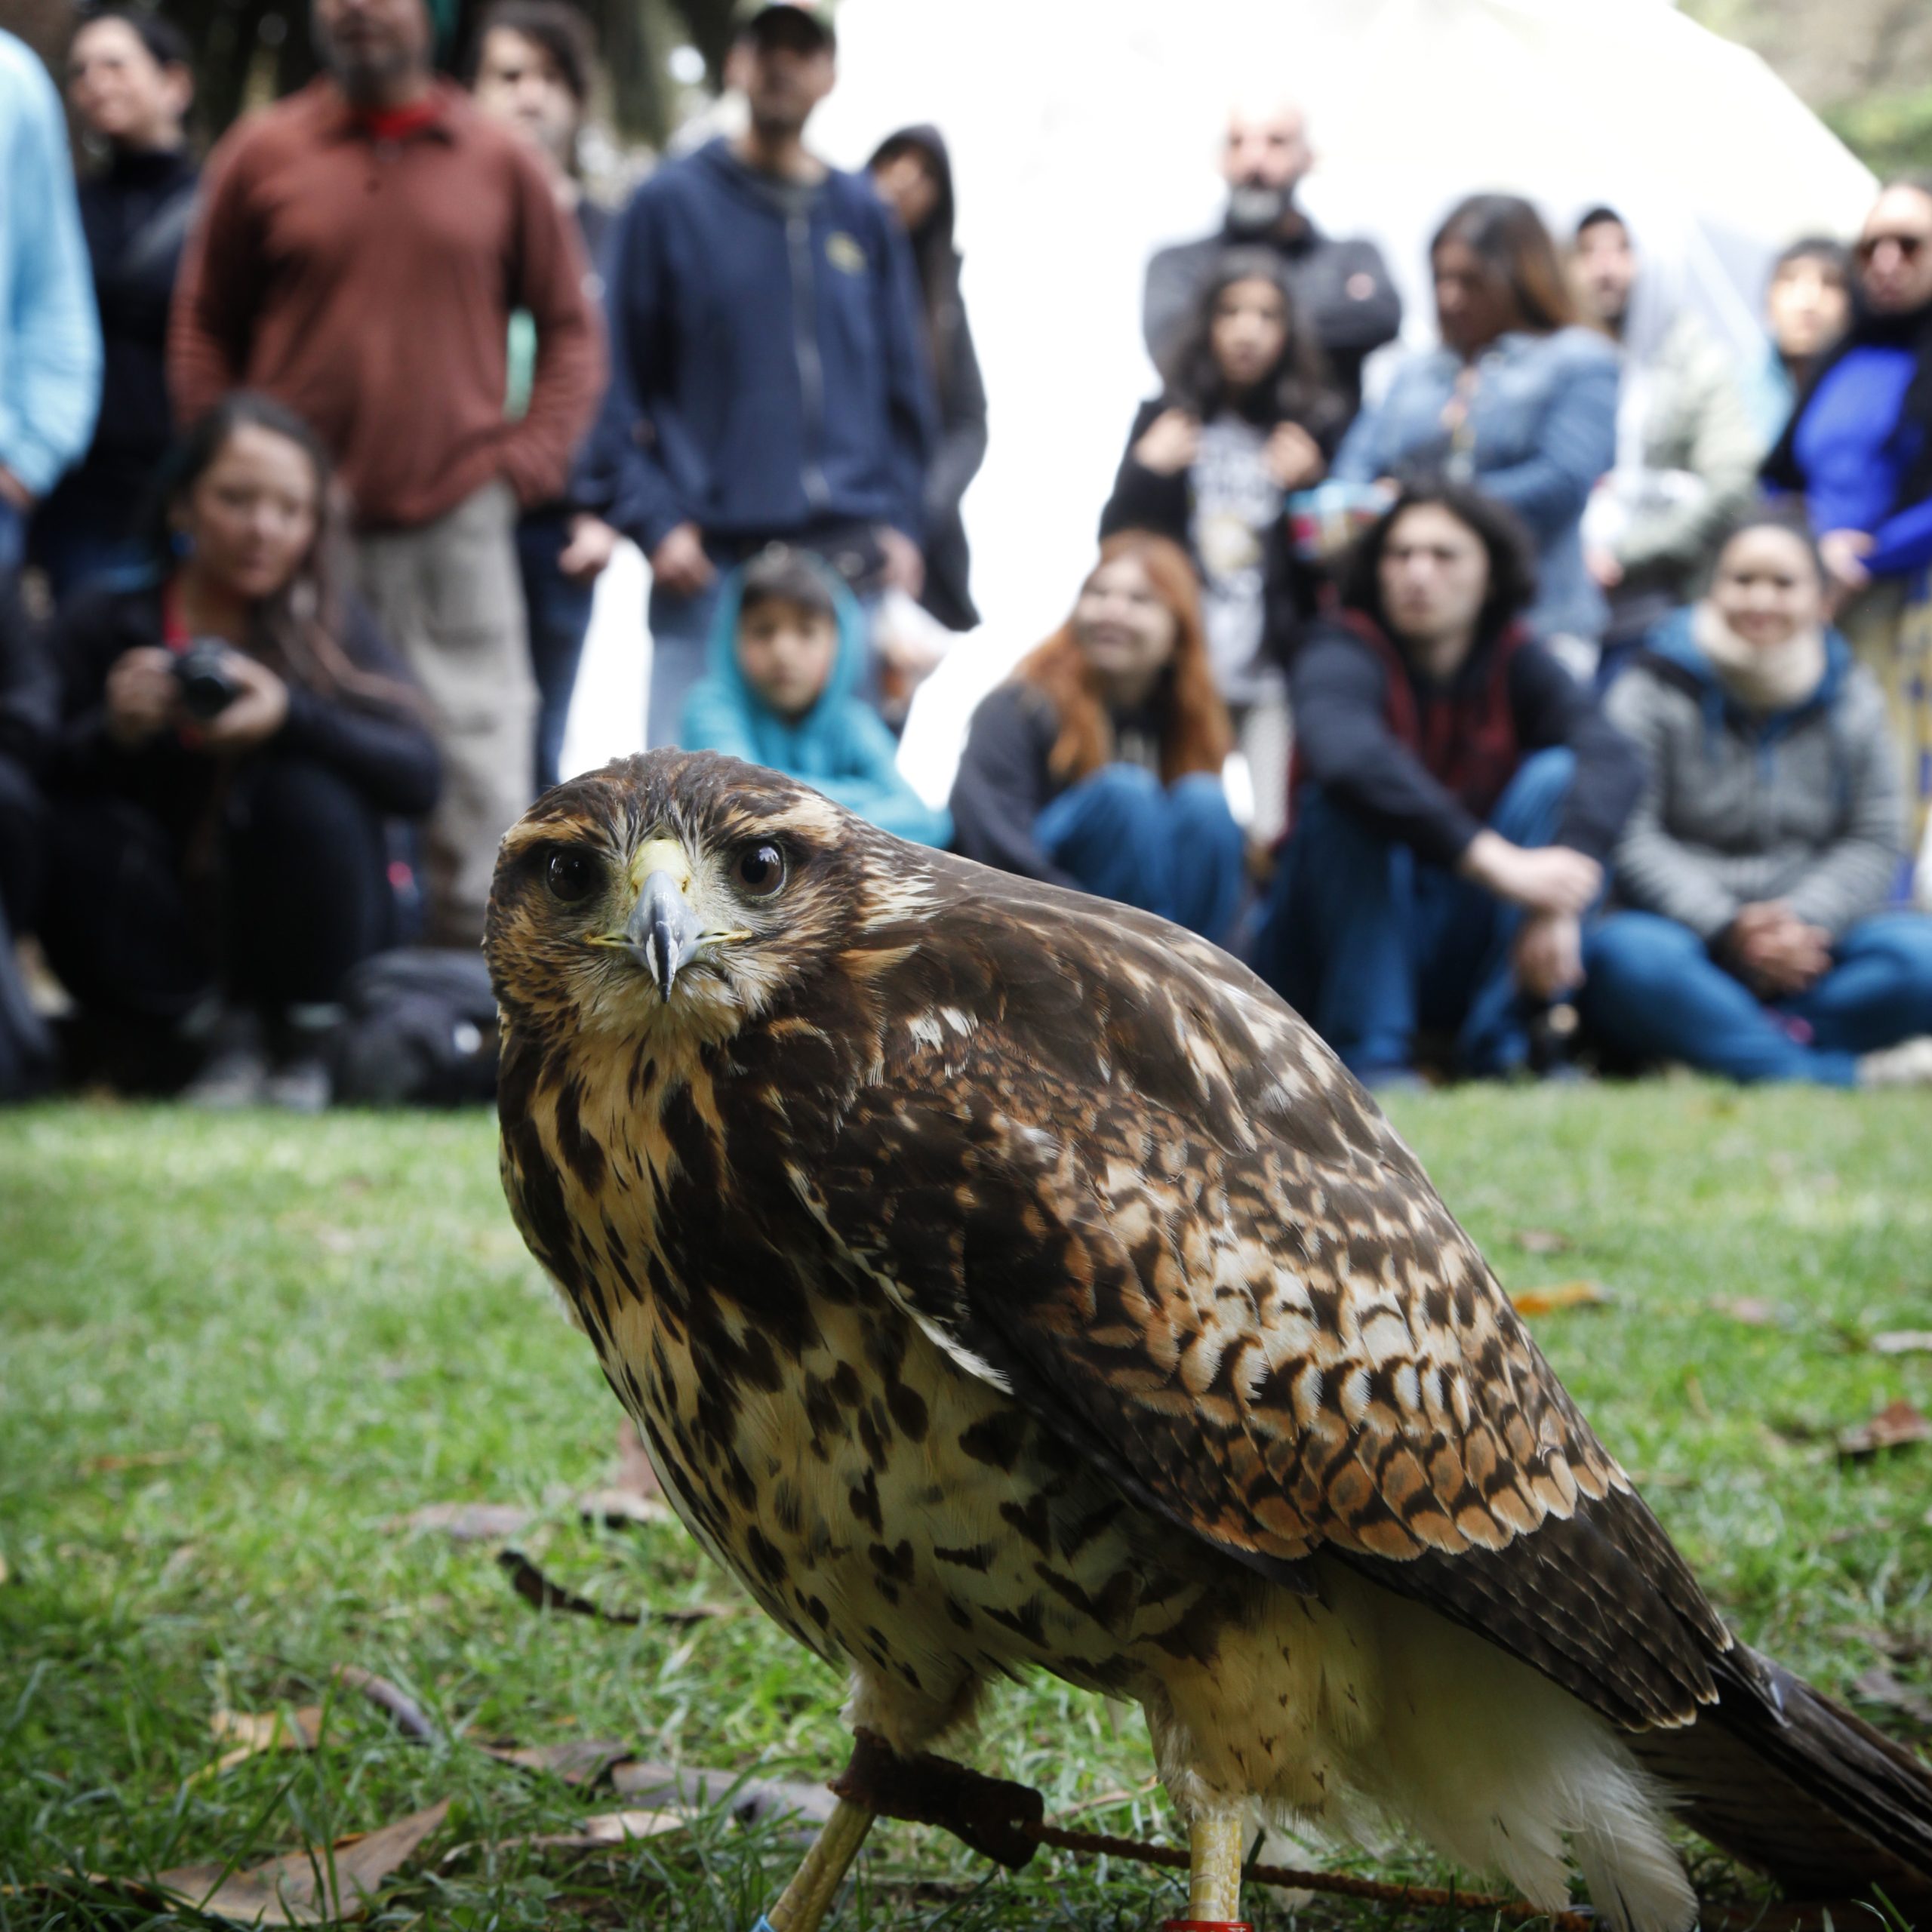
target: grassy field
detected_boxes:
[2,1088,1929,1930]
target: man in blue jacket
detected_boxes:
[0,29,103,581]
[583,0,938,746]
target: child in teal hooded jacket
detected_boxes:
[678,546,951,848]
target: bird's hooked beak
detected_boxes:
[626,838,703,1001]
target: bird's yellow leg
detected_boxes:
[1163,1804,1251,1930]
[753,1798,876,1932]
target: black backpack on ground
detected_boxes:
[327,949,498,1106]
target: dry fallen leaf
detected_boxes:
[331,1665,437,1743]
[1509,1281,1611,1317]
[386,1502,535,1543]
[576,1487,675,1528]
[148,1798,450,1925]
[614,1418,663,1500]
[212,1708,324,1751]
[1838,1398,1932,1459]
[1872,1331,1932,1356]
[574,1421,675,1528]
[192,1706,324,1783]
[1850,1668,1932,1730]
[1715,1297,1780,1327]
[1827,1623,1929,1662]
[610,1759,836,1826]
[505,1809,688,1854]
[1509,1229,1572,1256]
[479,1738,630,1786]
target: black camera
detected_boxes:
[174,639,241,721]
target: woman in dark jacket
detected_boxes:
[32,10,198,601]
[948,530,1244,942]
[1100,248,1346,839]
[42,394,439,1103]
[1252,483,1639,1084]
[869,125,988,636]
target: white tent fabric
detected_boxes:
[562,0,1875,804]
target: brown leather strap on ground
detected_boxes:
[831,1728,1044,1869]
[1025,1820,1593,1930]
[830,1729,1864,1932]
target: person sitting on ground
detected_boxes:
[1580,506,1932,1086]
[38,393,440,1106]
[32,10,197,602]
[949,531,1244,943]
[1743,237,1851,449]
[1251,484,1641,1085]
[1332,193,1619,675]
[1571,205,1763,665]
[680,544,948,847]
[1101,248,1346,842]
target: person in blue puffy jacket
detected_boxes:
[680,544,949,848]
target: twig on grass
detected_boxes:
[331,1665,438,1742]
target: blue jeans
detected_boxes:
[1035,764,1245,943]
[1580,909,1932,1084]
[1254,747,1575,1080]
[0,501,23,579]
[517,509,596,793]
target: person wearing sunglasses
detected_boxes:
[1762,178,1932,857]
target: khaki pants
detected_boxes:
[355,481,534,946]
[1840,574,1932,861]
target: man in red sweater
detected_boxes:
[169,0,603,945]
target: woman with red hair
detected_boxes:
[948,531,1244,941]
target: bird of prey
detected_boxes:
[485,750,1932,1932]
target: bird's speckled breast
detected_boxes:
[500,1035,1234,1735]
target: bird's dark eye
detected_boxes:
[545,848,601,904]
[734,841,786,898]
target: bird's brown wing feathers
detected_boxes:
[777,863,1738,1729]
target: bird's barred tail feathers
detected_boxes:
[1632,1647,1932,1914]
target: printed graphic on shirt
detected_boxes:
[825,231,867,275]
[1190,414,1281,698]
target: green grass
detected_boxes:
[1,1088,1929,1930]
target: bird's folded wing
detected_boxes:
[786,879,1737,1730]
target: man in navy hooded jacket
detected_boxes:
[583,0,938,746]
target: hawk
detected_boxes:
[485,751,1932,1932]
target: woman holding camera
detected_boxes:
[40,393,439,1103]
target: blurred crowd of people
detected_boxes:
[4,0,1932,1103]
